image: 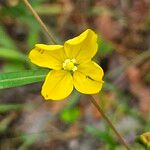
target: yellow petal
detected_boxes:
[78,61,104,81]
[29,44,66,70]
[41,70,73,100]
[73,61,104,94]
[64,29,98,63]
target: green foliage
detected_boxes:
[146,114,150,130]
[1,0,46,17]
[0,47,27,61]
[0,104,24,113]
[60,91,81,123]
[0,69,49,89]
[19,134,39,150]
[85,125,116,150]
[0,26,18,50]
[2,61,26,72]
[0,25,28,72]
[0,114,15,133]
[98,37,113,57]
[60,107,80,123]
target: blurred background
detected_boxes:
[0,0,150,149]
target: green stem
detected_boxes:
[22,0,57,44]
[90,95,131,150]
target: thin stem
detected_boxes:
[90,94,131,150]
[22,0,57,44]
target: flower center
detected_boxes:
[63,58,77,72]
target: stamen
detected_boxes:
[64,59,71,63]
[72,66,78,72]
[71,58,76,63]
[62,58,77,72]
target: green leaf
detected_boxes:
[0,26,18,50]
[64,91,81,109]
[85,125,115,148]
[35,4,62,15]
[27,28,39,48]
[2,61,26,72]
[98,37,113,57]
[0,104,24,113]
[60,107,80,123]
[0,113,16,133]
[0,69,49,89]
[0,47,27,61]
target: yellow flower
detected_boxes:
[29,29,104,100]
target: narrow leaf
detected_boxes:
[0,69,49,89]
[0,26,18,50]
[0,103,34,113]
[0,47,27,61]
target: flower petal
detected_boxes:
[73,61,104,94]
[77,61,104,81]
[29,44,66,70]
[64,29,98,63]
[41,70,73,100]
